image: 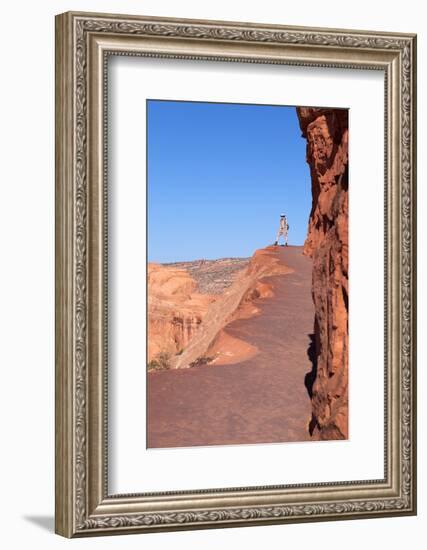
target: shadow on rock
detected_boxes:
[304,333,317,399]
[305,332,319,437]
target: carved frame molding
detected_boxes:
[55,11,416,537]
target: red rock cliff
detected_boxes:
[297,107,349,440]
[147,264,214,362]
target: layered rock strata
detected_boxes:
[147,264,214,362]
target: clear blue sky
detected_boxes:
[147,100,311,263]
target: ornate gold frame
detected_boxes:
[55,11,417,537]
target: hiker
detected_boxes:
[274,213,289,246]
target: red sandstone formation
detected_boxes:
[147,264,214,362]
[297,107,349,440]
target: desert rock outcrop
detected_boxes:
[297,107,349,440]
[147,264,214,363]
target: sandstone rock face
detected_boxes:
[147,264,214,363]
[297,107,349,440]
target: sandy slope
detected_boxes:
[172,246,292,369]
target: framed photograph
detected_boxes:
[55,11,417,537]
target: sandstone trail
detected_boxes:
[147,245,315,448]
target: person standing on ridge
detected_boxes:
[274,213,289,246]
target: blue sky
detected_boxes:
[147,100,311,263]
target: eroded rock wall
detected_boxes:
[297,107,349,440]
[147,264,214,362]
